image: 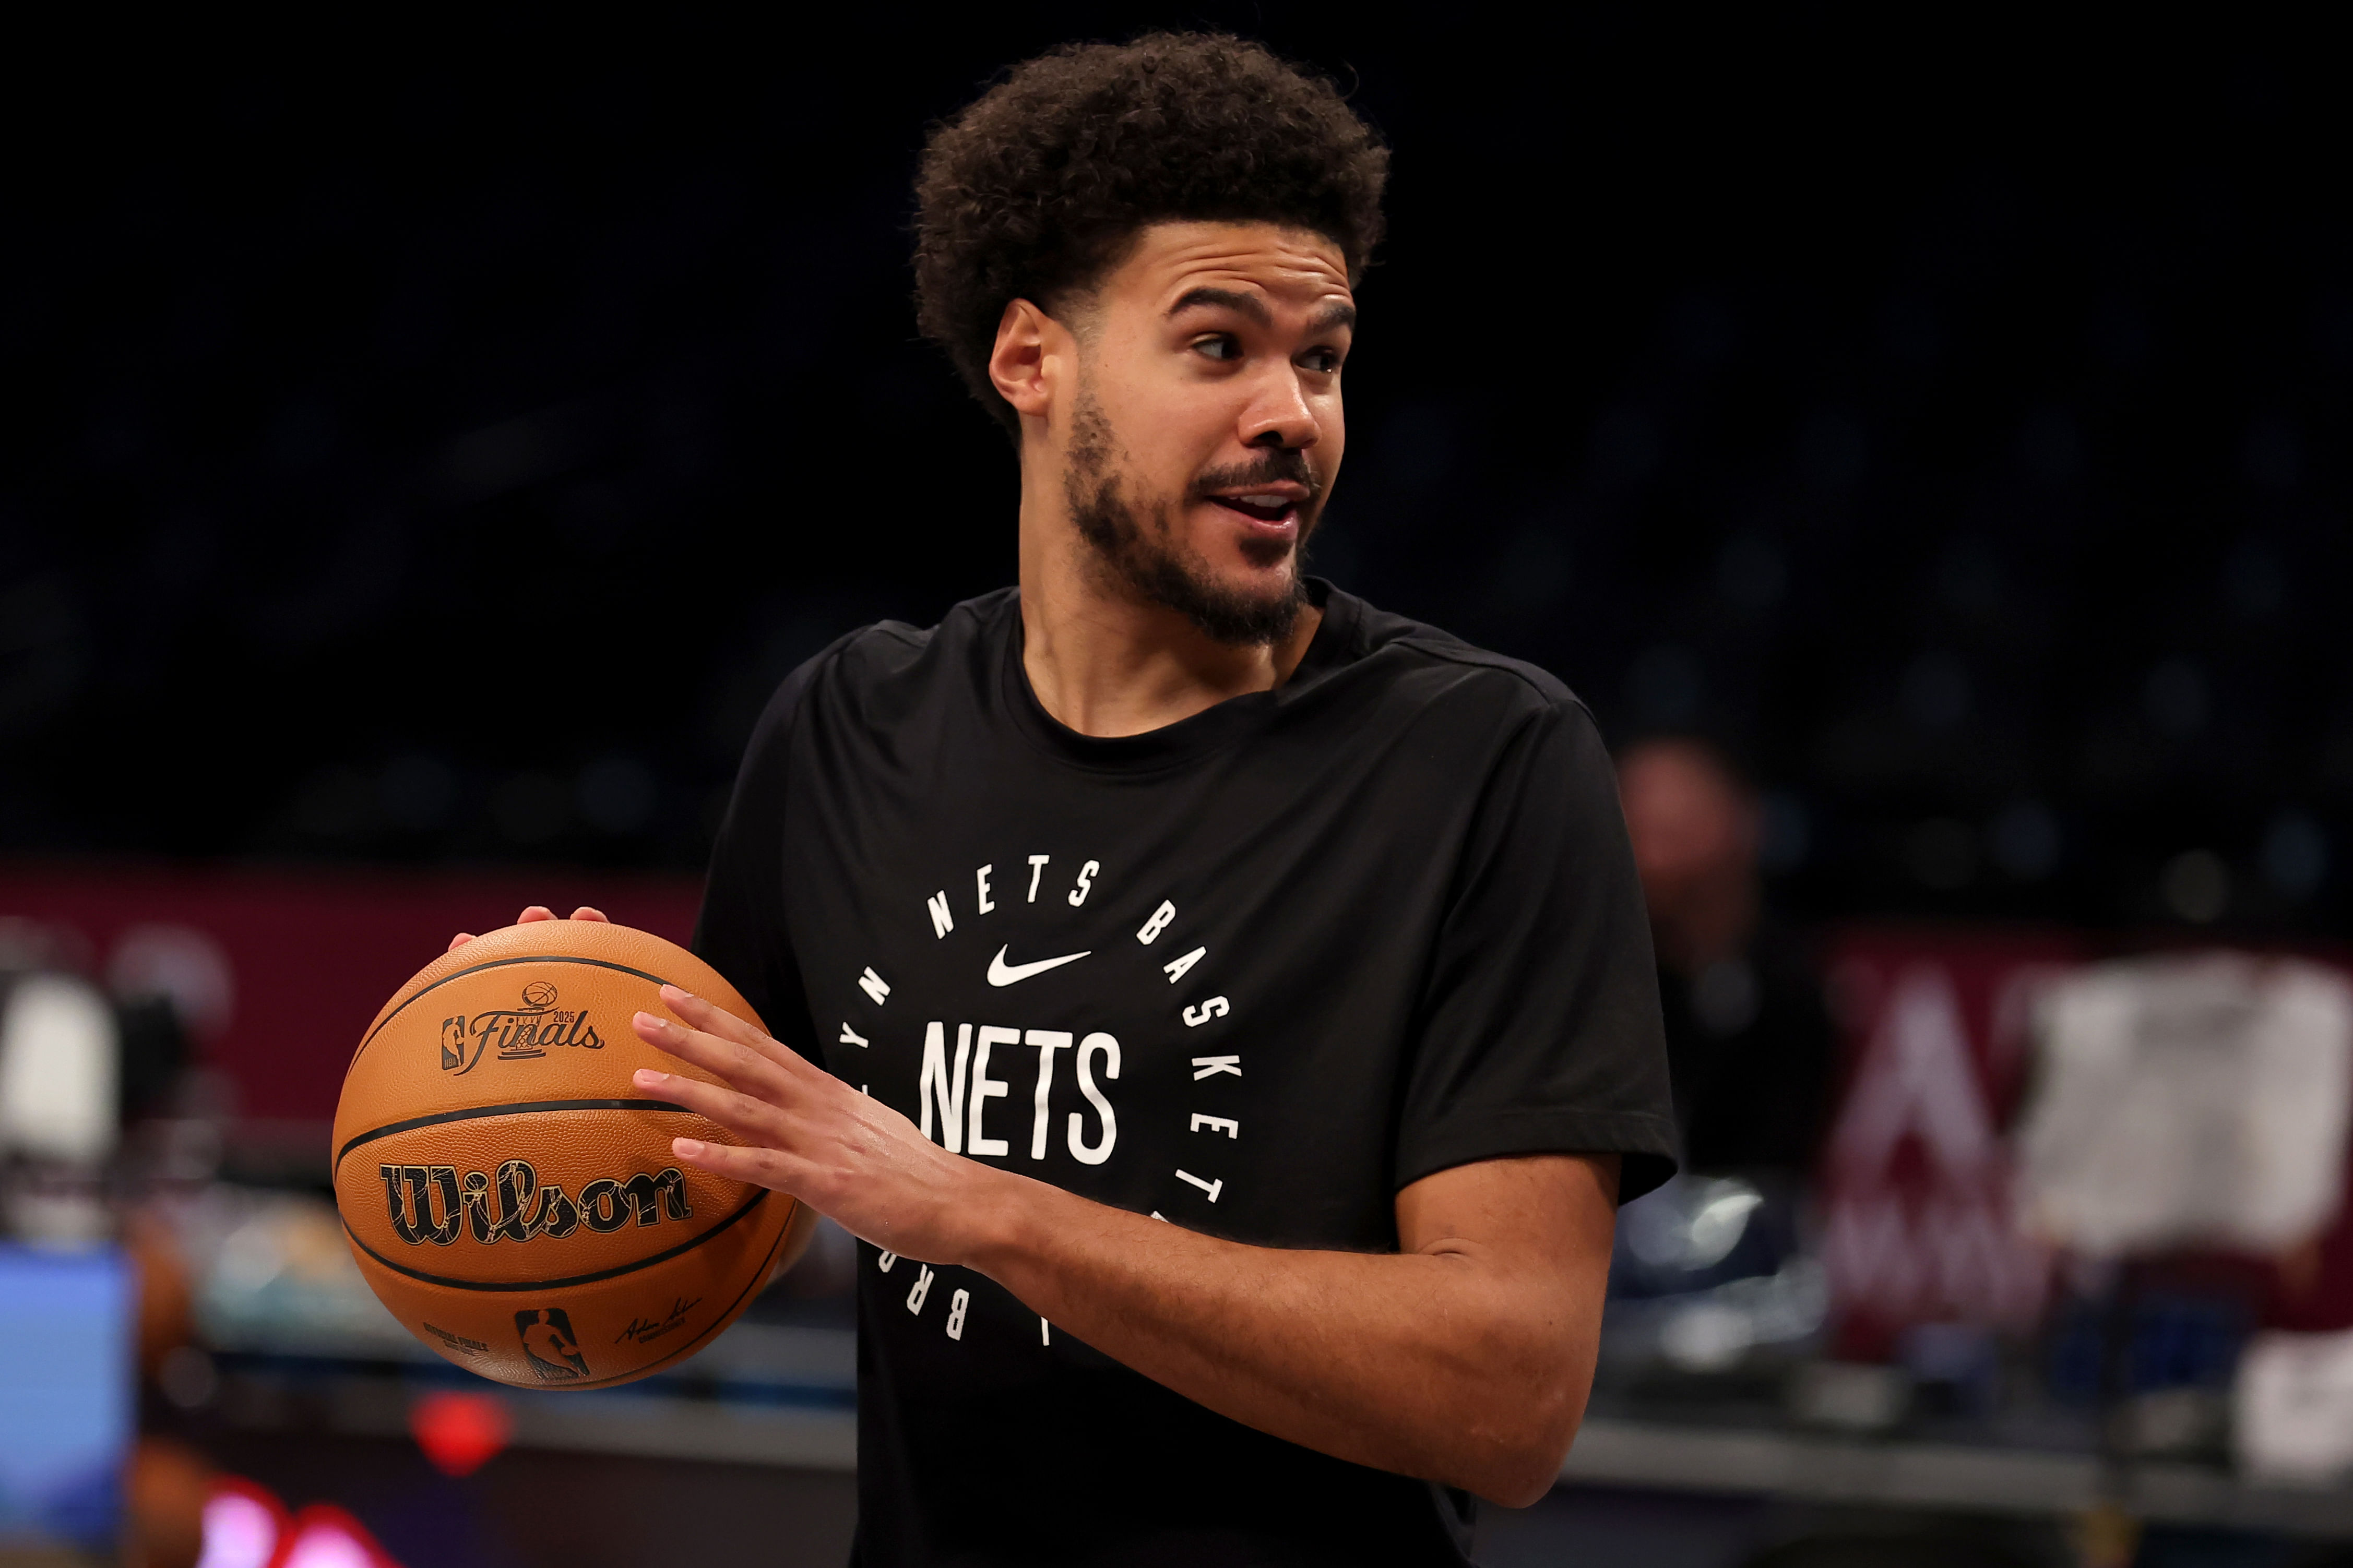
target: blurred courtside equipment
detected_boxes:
[330,921,812,1389]
[0,1246,133,1558]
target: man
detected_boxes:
[1617,736,1833,1178]
[479,34,1673,1564]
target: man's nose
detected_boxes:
[1240,368,1321,450]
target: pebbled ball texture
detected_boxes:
[332,919,811,1389]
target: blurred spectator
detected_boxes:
[1619,736,1835,1177]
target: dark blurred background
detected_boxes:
[5,10,2344,934]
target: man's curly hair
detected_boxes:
[913,33,1389,432]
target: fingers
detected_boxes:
[670,1136,799,1195]
[658,985,798,1062]
[517,906,556,924]
[632,1013,802,1106]
[572,906,609,923]
[448,932,476,953]
[631,1066,787,1146]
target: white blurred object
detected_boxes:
[108,922,237,1038]
[198,1489,282,1568]
[2015,954,2353,1257]
[2235,1328,2353,1485]
[0,971,120,1164]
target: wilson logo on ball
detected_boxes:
[438,983,606,1075]
[379,1159,692,1246]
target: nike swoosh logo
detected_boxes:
[987,944,1091,987]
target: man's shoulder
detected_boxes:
[749,588,1015,749]
[1316,584,1589,727]
[818,587,1016,687]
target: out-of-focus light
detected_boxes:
[378,754,458,831]
[2163,850,2231,924]
[1905,818,1978,890]
[1989,801,2062,881]
[1716,534,1786,612]
[278,1505,400,1568]
[1900,652,1971,732]
[197,1481,286,1568]
[492,772,569,844]
[1626,643,1702,728]
[2226,538,2287,620]
[2262,812,2330,900]
[577,755,658,834]
[409,1390,512,1478]
[1758,791,1811,875]
[2143,658,2211,740]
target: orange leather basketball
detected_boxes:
[331,919,810,1389]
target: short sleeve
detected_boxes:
[1394,695,1678,1203]
[692,639,855,1058]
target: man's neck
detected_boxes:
[1016,493,1322,740]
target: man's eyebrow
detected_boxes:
[1166,287,1359,338]
[1167,286,1271,326]
[1309,301,1358,336]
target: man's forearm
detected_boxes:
[962,1156,1613,1505]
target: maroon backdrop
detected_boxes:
[0,863,702,1120]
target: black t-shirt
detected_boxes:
[694,582,1675,1567]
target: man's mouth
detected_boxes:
[1206,488,1305,528]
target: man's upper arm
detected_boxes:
[1395,1153,1620,1280]
[1392,691,1677,1203]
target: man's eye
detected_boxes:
[1302,348,1342,374]
[1193,334,1240,362]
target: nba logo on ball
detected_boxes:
[516,1307,590,1381]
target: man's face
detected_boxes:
[1056,221,1353,645]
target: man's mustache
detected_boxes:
[1192,449,1323,502]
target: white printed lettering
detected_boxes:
[1182,996,1230,1028]
[1190,1114,1240,1139]
[1136,900,1176,944]
[1068,859,1098,907]
[968,1026,1017,1157]
[1175,1169,1224,1203]
[1068,1032,1120,1165]
[1151,1212,1168,1222]
[858,967,890,1005]
[878,1251,898,1272]
[946,1288,969,1340]
[975,864,995,914]
[1024,1030,1074,1160]
[1191,1055,1242,1081]
[840,1023,869,1047]
[918,1022,971,1153]
[907,1264,934,1313]
[1040,1317,1052,1345]
[926,891,954,939]
[1162,945,1206,984]
[1027,855,1050,902]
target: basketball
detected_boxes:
[331,919,812,1390]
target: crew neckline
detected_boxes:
[999,578,1354,772]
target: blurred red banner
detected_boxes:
[0,863,702,1121]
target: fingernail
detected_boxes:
[660,984,697,1004]
[633,1010,664,1031]
[674,1138,706,1158]
[633,1069,664,1087]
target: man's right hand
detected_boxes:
[448,905,609,953]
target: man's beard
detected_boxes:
[1063,393,1316,648]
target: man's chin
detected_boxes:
[1137,553,1306,648]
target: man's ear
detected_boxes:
[988,298,1062,421]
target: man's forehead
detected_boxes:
[1113,221,1353,314]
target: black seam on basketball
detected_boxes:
[332,1098,697,1177]
[561,1199,798,1389]
[352,954,681,1068]
[342,1186,769,1291]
